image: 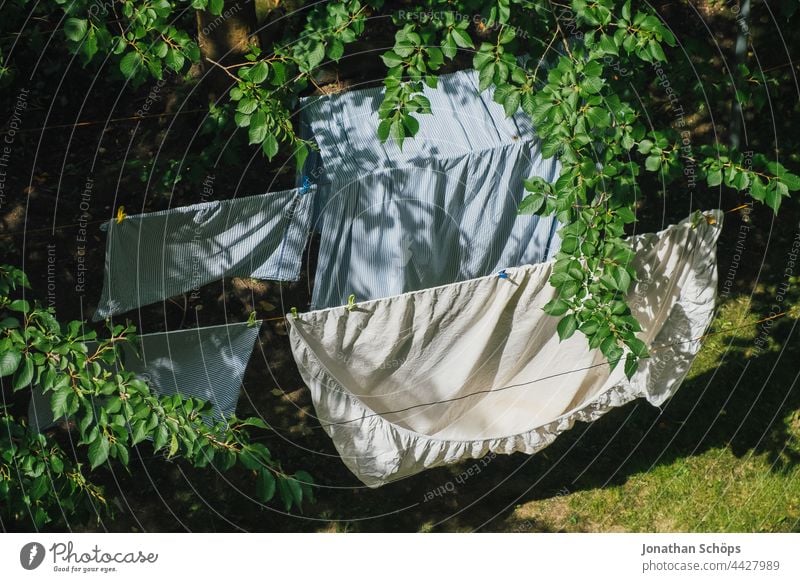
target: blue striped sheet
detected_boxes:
[121,322,261,422]
[299,69,561,309]
[93,186,315,321]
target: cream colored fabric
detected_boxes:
[288,211,723,487]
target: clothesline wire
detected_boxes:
[0,108,208,137]
[261,310,789,431]
[0,217,108,238]
[0,203,751,239]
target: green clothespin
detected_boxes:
[290,307,299,320]
[246,311,258,328]
[690,210,703,229]
[346,294,357,312]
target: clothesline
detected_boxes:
[0,108,208,137]
[0,202,752,239]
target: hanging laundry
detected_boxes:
[28,322,261,432]
[93,186,315,320]
[299,69,561,309]
[288,211,723,487]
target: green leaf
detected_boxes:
[585,107,611,128]
[598,34,618,55]
[249,61,269,83]
[12,355,33,391]
[236,97,258,115]
[277,477,293,510]
[611,266,632,292]
[542,297,569,316]
[131,421,148,446]
[377,119,391,142]
[765,181,788,213]
[707,168,723,187]
[50,455,64,474]
[328,39,345,61]
[154,424,169,451]
[473,48,494,70]
[261,134,279,159]
[557,313,578,340]
[626,336,648,358]
[624,353,638,379]
[779,172,800,191]
[518,193,545,215]
[50,389,69,419]
[9,299,30,313]
[645,155,662,172]
[498,26,515,45]
[83,29,98,62]
[271,61,287,85]
[306,41,325,70]
[256,469,276,502]
[402,113,420,136]
[451,28,474,49]
[209,0,224,15]
[390,119,405,146]
[582,77,604,94]
[0,350,21,377]
[64,18,88,42]
[503,90,521,117]
[240,417,269,430]
[441,33,457,59]
[119,51,143,79]
[88,434,110,469]
[164,48,185,72]
[168,433,179,457]
[381,51,403,68]
[248,111,267,145]
[478,62,496,91]
[413,95,432,114]
[294,142,309,170]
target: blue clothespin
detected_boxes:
[498,269,509,280]
[300,176,311,194]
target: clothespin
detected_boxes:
[498,269,509,280]
[246,311,258,328]
[300,176,311,194]
[345,294,357,312]
[115,206,127,224]
[290,307,299,320]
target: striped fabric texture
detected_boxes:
[299,69,562,309]
[121,322,261,421]
[28,322,261,431]
[93,187,315,321]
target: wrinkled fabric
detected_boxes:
[28,322,260,431]
[94,187,315,320]
[288,212,723,487]
[299,69,561,309]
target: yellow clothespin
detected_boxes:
[247,311,258,327]
[345,294,357,312]
[290,307,299,320]
[116,206,127,224]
